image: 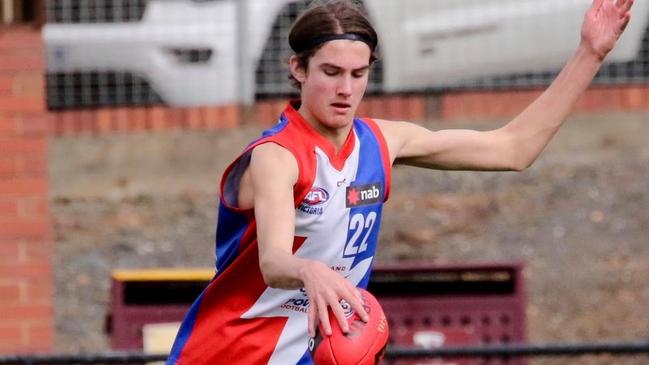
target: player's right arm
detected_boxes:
[250,143,368,337]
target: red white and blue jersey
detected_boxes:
[167,101,391,365]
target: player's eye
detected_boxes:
[323,68,339,76]
[352,70,367,78]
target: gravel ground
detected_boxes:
[49,112,649,352]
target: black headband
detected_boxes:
[292,33,374,53]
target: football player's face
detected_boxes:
[292,40,371,132]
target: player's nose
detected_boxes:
[337,74,353,96]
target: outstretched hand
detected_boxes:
[581,0,633,61]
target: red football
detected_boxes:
[309,288,389,365]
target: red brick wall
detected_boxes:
[0,26,53,353]
[441,85,649,121]
[45,95,432,135]
[48,85,649,136]
[50,105,240,135]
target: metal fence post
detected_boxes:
[237,0,256,123]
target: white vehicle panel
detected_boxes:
[366,0,649,91]
[44,0,649,106]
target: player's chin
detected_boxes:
[325,114,355,129]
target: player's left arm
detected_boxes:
[379,0,633,171]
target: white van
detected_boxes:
[43,0,649,108]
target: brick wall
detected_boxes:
[441,85,649,121]
[0,26,53,353]
[47,85,649,136]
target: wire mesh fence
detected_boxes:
[43,0,649,110]
[385,342,649,365]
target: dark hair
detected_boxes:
[287,0,379,89]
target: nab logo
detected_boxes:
[303,187,329,206]
[346,182,382,207]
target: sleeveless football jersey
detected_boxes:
[167,101,391,365]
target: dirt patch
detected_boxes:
[50,112,649,351]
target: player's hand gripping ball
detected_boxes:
[309,288,389,365]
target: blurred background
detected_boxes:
[1,0,648,363]
[42,0,649,109]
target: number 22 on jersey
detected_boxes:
[343,211,377,257]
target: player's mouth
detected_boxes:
[331,102,351,114]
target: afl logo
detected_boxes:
[303,187,329,206]
[339,299,354,319]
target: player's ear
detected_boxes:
[289,55,307,84]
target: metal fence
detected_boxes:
[2,342,649,365]
[43,0,649,110]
